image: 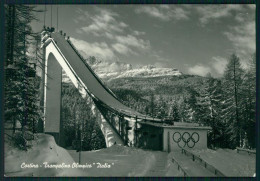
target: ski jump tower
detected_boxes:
[40,30,154,147]
[40,30,211,150]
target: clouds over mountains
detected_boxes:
[86,60,182,80]
[62,57,181,81]
[70,5,255,78]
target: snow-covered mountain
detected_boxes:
[86,59,182,80]
[62,58,182,82]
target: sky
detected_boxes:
[31,4,255,77]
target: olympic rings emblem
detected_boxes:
[172,132,200,148]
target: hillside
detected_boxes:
[103,74,210,119]
[62,57,211,121]
[107,74,207,95]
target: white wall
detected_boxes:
[163,127,209,151]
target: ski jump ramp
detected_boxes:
[42,32,154,147]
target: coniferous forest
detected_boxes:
[105,53,256,149]
[4,4,256,152]
[4,5,42,150]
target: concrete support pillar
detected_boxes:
[44,53,64,146]
[38,48,46,133]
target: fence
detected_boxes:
[236,147,256,155]
[171,158,188,176]
[181,148,225,177]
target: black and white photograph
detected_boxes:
[3,3,256,177]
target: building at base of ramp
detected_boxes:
[134,121,211,151]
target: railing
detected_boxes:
[181,148,225,177]
[171,158,189,176]
[236,147,256,155]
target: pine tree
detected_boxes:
[206,75,226,148]
[185,87,199,123]
[194,81,211,125]
[171,103,181,122]
[61,82,106,150]
[149,93,155,117]
[157,95,166,118]
[222,54,244,148]
[240,53,256,148]
[179,96,193,123]
[178,96,191,122]
[4,5,41,142]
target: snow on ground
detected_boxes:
[5,134,173,177]
[170,150,216,177]
[67,146,170,177]
[5,134,84,177]
[190,148,256,177]
[5,133,255,177]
